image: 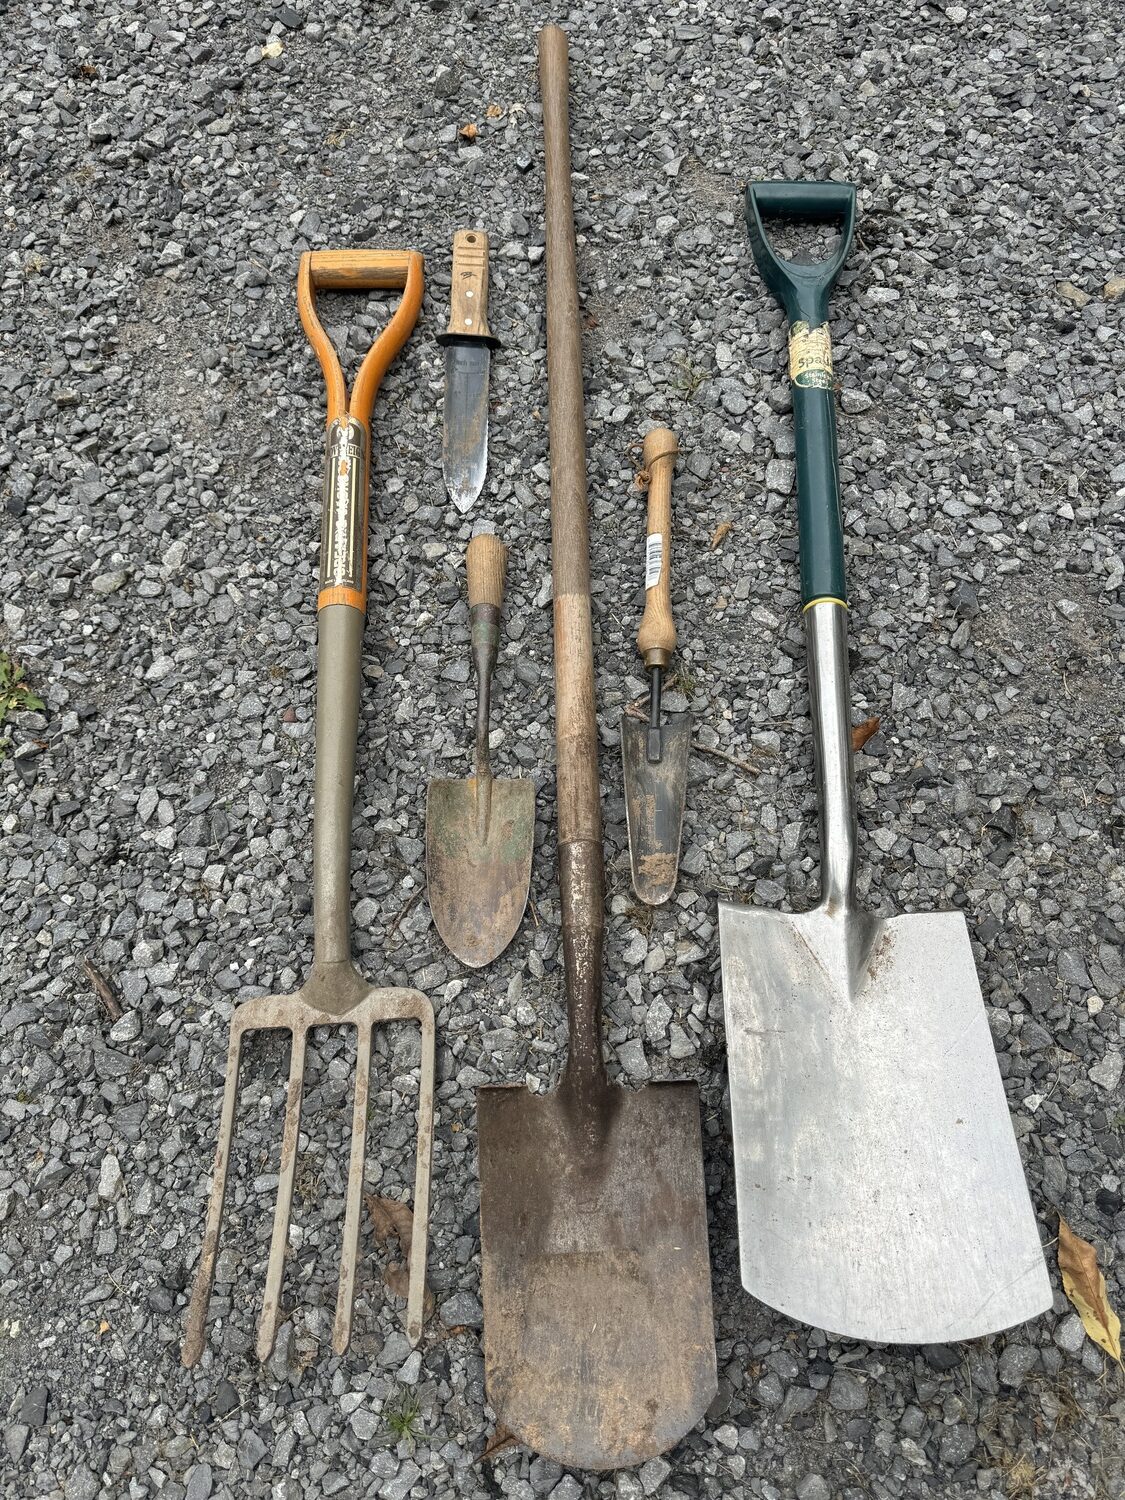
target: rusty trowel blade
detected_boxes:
[426,776,534,968]
[621,712,691,906]
[477,1078,716,1470]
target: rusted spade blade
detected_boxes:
[477,27,716,1472]
[622,427,691,906]
[182,250,436,1367]
[426,533,534,968]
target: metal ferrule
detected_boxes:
[470,603,500,784]
[805,600,857,914]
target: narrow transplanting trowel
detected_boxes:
[440,229,499,513]
[621,427,691,905]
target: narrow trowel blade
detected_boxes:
[621,712,691,906]
[442,340,490,513]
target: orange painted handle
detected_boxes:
[298,248,424,613]
[297,249,424,429]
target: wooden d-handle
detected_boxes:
[305,249,421,292]
[467,532,508,610]
[636,427,679,668]
[297,249,424,429]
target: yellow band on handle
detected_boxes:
[802,596,848,612]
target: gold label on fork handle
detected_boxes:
[318,417,368,611]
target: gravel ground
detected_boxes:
[2,3,1123,1498]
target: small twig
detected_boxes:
[690,740,763,778]
[386,889,422,949]
[83,958,123,1023]
[623,703,762,778]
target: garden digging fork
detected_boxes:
[182,250,435,1366]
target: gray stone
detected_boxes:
[1089,1051,1123,1092]
[237,1430,269,1469]
[18,1386,48,1426]
[98,1152,124,1200]
[439,1291,483,1327]
[185,1464,213,1500]
[796,1477,831,1500]
[939,1425,976,1466]
[998,1342,1040,1389]
[1054,1313,1087,1356]
[66,1470,100,1500]
[381,1461,422,1500]
[639,1459,672,1496]
[828,1368,868,1412]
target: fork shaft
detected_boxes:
[332,1021,372,1354]
[313,606,365,965]
[257,1026,307,1361]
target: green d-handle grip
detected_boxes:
[746,181,857,607]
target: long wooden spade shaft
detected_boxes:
[540,28,605,1105]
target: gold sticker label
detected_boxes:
[319,417,367,595]
[788,321,833,389]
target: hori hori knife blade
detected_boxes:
[440,229,500,513]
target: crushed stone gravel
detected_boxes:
[2,3,1123,1499]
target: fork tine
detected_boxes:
[331,1020,372,1354]
[404,1003,436,1346]
[182,1024,245,1367]
[256,1023,307,1362]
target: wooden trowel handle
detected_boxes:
[637,427,679,669]
[467,532,507,610]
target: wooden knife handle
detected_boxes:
[446,229,493,341]
[636,427,679,668]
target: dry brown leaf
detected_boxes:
[710,520,733,550]
[365,1193,436,1321]
[261,39,284,59]
[367,1193,414,1251]
[851,716,881,752]
[1058,1215,1122,1366]
[478,1424,518,1462]
[458,122,479,140]
[485,103,503,119]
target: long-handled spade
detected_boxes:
[183,250,436,1366]
[475,27,716,1471]
[719,184,1051,1344]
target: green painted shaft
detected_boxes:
[745,181,857,608]
[793,385,847,605]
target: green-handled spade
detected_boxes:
[718,183,1051,1344]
